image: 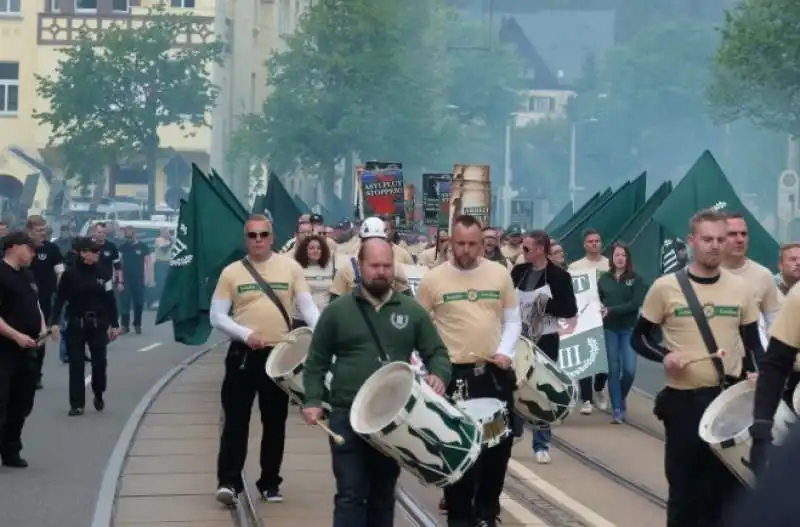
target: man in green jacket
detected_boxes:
[303,238,451,527]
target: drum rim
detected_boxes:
[265,327,313,377]
[698,381,755,444]
[350,362,415,435]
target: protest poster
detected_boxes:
[450,164,491,230]
[422,173,451,228]
[403,183,416,229]
[556,271,608,380]
[359,162,404,228]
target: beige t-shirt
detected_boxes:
[416,258,517,364]
[641,270,759,389]
[724,259,781,317]
[569,256,610,273]
[417,246,449,269]
[501,244,523,263]
[213,254,310,345]
[297,262,335,314]
[329,256,409,296]
[768,285,800,368]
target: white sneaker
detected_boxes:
[580,401,593,415]
[594,390,608,411]
[215,486,238,507]
[535,450,551,464]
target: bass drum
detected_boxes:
[264,327,332,409]
[350,362,483,488]
[699,380,796,488]
[512,336,577,425]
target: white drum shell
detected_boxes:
[350,362,483,488]
[513,338,577,425]
[264,327,332,408]
[699,380,796,488]
[456,398,510,448]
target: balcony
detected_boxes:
[37,12,215,47]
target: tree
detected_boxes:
[708,0,800,136]
[35,4,224,212]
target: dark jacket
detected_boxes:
[51,260,119,328]
[304,287,451,410]
[597,271,646,331]
[511,261,578,319]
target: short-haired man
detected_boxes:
[303,237,450,527]
[775,243,800,295]
[631,208,763,527]
[210,215,321,505]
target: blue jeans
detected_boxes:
[604,328,637,412]
[329,409,399,527]
[532,425,551,453]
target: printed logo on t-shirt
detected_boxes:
[442,289,500,303]
[673,303,739,318]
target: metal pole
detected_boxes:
[503,121,512,227]
[569,123,577,214]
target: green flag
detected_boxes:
[544,200,573,233]
[629,217,668,286]
[264,172,302,248]
[560,174,647,260]
[156,166,246,345]
[652,150,779,271]
[293,193,312,214]
[611,181,673,246]
[210,169,249,222]
[553,188,614,240]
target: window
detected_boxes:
[0,62,19,116]
[75,0,98,11]
[112,0,129,11]
[529,96,554,114]
[170,0,195,7]
[0,0,20,15]
[278,0,290,34]
[45,0,60,12]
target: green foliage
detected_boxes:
[709,0,800,136]
[35,4,224,186]
[228,0,521,186]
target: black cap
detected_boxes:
[309,213,324,224]
[3,231,34,251]
[72,236,102,253]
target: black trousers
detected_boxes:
[217,343,289,493]
[66,317,108,409]
[329,409,399,527]
[0,346,37,460]
[33,297,52,383]
[655,386,742,527]
[579,373,608,402]
[120,281,144,328]
[445,363,515,526]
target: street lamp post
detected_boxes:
[503,120,513,227]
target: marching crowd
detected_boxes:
[1,206,800,527]
[205,207,800,527]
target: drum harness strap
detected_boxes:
[675,268,728,390]
[355,298,391,365]
[240,258,293,370]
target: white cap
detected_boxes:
[359,217,386,239]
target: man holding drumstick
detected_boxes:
[302,237,450,527]
[209,214,320,506]
[416,214,522,527]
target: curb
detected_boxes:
[90,340,224,527]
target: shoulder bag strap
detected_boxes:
[354,294,391,364]
[675,268,727,388]
[351,257,361,284]
[240,258,292,333]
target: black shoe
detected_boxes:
[134,326,142,335]
[93,394,105,411]
[2,456,28,468]
[260,487,283,503]
[35,380,43,390]
[68,407,84,416]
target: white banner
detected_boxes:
[556,270,608,380]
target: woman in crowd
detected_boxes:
[293,234,336,325]
[597,243,645,423]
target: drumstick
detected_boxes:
[317,420,345,445]
[682,350,728,366]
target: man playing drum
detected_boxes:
[209,215,321,506]
[416,214,522,527]
[302,237,451,527]
[631,208,762,527]
[750,283,800,471]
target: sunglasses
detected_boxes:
[246,231,271,240]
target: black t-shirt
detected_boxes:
[97,240,120,277]
[0,261,42,346]
[119,241,151,281]
[30,241,63,301]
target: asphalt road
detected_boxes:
[634,359,664,397]
[0,312,213,527]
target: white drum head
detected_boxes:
[699,382,753,444]
[265,327,313,378]
[513,337,534,385]
[351,362,416,435]
[457,398,505,419]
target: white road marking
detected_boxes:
[137,342,162,353]
[501,492,549,525]
[507,458,617,527]
[84,374,92,387]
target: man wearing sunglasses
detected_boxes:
[210,214,321,506]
